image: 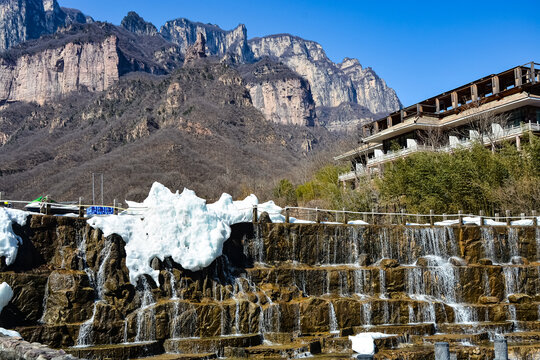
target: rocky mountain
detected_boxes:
[0,59,334,201]
[0,2,401,135]
[0,22,183,105]
[317,102,380,133]
[249,34,401,115]
[120,11,158,36]
[239,59,316,126]
[0,0,91,51]
[160,18,252,64]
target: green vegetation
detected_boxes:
[273,135,540,215]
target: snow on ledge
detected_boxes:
[0,208,28,266]
[349,332,393,355]
[88,182,283,285]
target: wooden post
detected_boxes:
[495,212,499,222]
[113,199,118,215]
[479,210,484,226]
[429,210,434,226]
[0,192,2,201]
[316,208,321,224]
[532,210,538,227]
[515,67,523,87]
[371,208,376,225]
[435,98,441,113]
[401,209,406,225]
[458,210,463,226]
[506,210,511,226]
[46,203,51,215]
[520,212,525,220]
[492,76,500,95]
[78,197,84,218]
[285,207,290,224]
[443,213,447,221]
[343,208,348,224]
[416,213,420,224]
[530,62,536,84]
[451,91,458,109]
[252,205,258,223]
[363,212,367,223]
[387,116,392,128]
[471,84,478,102]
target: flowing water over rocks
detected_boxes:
[1,216,540,359]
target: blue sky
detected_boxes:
[59,0,540,107]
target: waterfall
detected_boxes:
[451,304,476,324]
[168,270,181,339]
[481,228,496,261]
[379,269,387,299]
[76,302,100,347]
[503,267,520,296]
[382,301,389,324]
[408,304,416,324]
[483,269,491,296]
[508,228,519,258]
[295,304,301,334]
[536,228,540,261]
[76,239,114,346]
[328,302,338,333]
[339,271,349,296]
[362,302,372,326]
[134,277,156,342]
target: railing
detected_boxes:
[1,197,538,226]
[1,199,126,217]
[358,122,540,169]
[280,207,539,227]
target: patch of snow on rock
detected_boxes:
[349,332,393,355]
[0,282,20,337]
[88,182,282,285]
[0,208,28,266]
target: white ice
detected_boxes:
[88,182,283,285]
[349,332,393,355]
[348,220,369,225]
[0,208,28,266]
[0,282,20,338]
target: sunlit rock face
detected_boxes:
[0,0,91,51]
[249,34,401,115]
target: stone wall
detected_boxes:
[0,215,539,359]
[0,334,81,360]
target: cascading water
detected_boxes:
[76,239,114,347]
[328,302,338,333]
[134,277,156,342]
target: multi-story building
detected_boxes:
[336,62,540,188]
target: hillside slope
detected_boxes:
[0,60,335,203]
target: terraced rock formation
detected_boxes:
[1,215,539,359]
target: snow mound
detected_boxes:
[0,282,20,338]
[348,220,369,225]
[0,208,28,266]
[0,282,13,312]
[88,182,283,285]
[349,332,393,355]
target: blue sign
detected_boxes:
[86,206,114,216]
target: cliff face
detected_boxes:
[240,59,316,126]
[317,102,375,132]
[120,11,158,36]
[0,23,184,105]
[0,36,119,105]
[249,35,401,115]
[160,18,253,63]
[0,0,91,51]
